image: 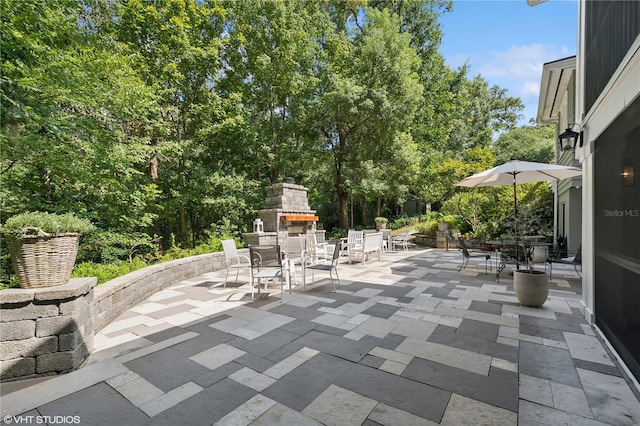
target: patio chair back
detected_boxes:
[306,242,342,292]
[285,236,306,262]
[249,245,288,302]
[458,237,490,273]
[347,230,364,246]
[547,244,582,279]
[222,239,240,263]
[221,239,251,287]
[249,245,282,268]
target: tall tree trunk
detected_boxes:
[338,190,349,229]
[149,145,163,253]
[149,153,158,182]
[336,130,349,229]
[361,198,367,227]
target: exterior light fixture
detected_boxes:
[558,127,580,151]
[623,161,635,187]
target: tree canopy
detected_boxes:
[2,0,544,264]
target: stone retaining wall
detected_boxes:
[0,249,242,382]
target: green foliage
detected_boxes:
[1,212,95,237]
[71,233,235,285]
[492,124,555,165]
[441,192,490,233]
[158,234,228,262]
[326,228,347,241]
[1,0,542,285]
[78,230,158,264]
[0,276,20,291]
[417,220,438,236]
[71,258,150,285]
[374,217,388,223]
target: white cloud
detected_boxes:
[475,43,574,113]
[518,80,542,102]
[479,43,573,81]
[444,43,575,125]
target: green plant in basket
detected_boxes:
[2,212,95,288]
[2,212,95,237]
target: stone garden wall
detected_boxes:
[0,249,245,382]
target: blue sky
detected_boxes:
[439,0,577,126]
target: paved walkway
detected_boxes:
[2,248,640,425]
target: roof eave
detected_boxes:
[536,56,577,124]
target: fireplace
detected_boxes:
[242,179,325,247]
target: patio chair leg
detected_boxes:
[459,257,468,272]
[224,268,230,288]
[249,270,254,302]
[329,271,336,292]
[302,265,307,291]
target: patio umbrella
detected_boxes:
[454,160,582,239]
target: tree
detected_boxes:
[113,0,232,246]
[220,0,328,184]
[1,0,160,232]
[492,124,555,165]
[316,7,423,228]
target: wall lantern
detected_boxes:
[558,127,580,151]
[623,161,635,187]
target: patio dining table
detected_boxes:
[485,240,552,281]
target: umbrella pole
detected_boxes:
[513,174,517,240]
[513,174,519,268]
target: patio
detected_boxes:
[2,247,639,425]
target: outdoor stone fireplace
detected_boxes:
[242,179,324,247]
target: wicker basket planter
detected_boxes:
[6,229,81,288]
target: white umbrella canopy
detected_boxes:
[455,160,582,239]
[455,160,582,188]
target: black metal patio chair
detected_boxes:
[458,238,490,274]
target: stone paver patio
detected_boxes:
[2,247,639,425]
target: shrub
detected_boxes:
[326,228,347,241]
[417,220,438,236]
[391,216,410,229]
[78,230,158,264]
[72,259,150,285]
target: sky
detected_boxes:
[439,0,577,126]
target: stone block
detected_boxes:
[38,342,90,373]
[96,294,112,314]
[81,315,95,340]
[82,331,94,354]
[58,330,84,351]
[0,288,35,304]
[0,302,59,322]
[33,277,95,302]
[36,351,74,373]
[92,311,108,334]
[36,315,78,337]
[59,328,92,354]
[0,320,35,341]
[58,291,93,315]
[1,357,36,380]
[1,336,57,359]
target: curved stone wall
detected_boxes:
[0,249,244,382]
